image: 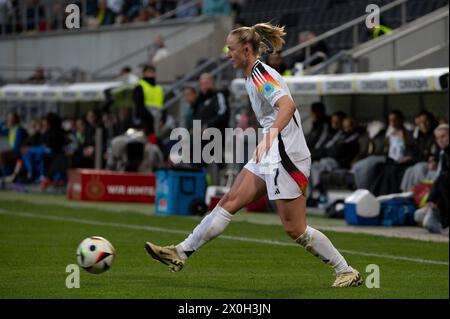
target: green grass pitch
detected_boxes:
[0,193,448,299]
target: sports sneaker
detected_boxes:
[144,242,185,272]
[332,270,363,288]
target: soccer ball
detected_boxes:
[76,236,115,274]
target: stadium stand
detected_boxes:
[0,1,448,227]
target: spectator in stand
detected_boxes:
[36,113,68,188]
[150,34,169,64]
[101,112,116,158]
[266,51,292,77]
[28,67,46,84]
[194,72,230,136]
[309,116,360,198]
[19,113,67,187]
[176,0,199,19]
[367,19,392,40]
[25,0,46,31]
[85,110,99,146]
[96,0,123,25]
[202,0,231,16]
[311,111,346,162]
[71,118,94,168]
[401,111,438,192]
[413,111,438,161]
[0,112,27,183]
[193,72,230,170]
[76,110,99,168]
[180,86,199,131]
[126,0,157,22]
[0,0,13,34]
[305,102,330,152]
[24,117,43,147]
[5,116,46,183]
[293,31,329,68]
[423,124,449,235]
[118,66,139,84]
[230,0,244,18]
[369,110,416,196]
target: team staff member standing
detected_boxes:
[145,23,362,288]
[133,64,164,136]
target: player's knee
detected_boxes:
[283,223,307,240]
[218,192,238,214]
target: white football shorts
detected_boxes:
[244,156,311,200]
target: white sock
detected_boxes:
[296,226,353,274]
[176,205,233,259]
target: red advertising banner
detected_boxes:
[67,169,155,203]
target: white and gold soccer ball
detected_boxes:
[76,236,115,274]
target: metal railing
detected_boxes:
[162,59,232,111]
[282,0,411,60]
[158,1,414,111]
[0,64,64,83]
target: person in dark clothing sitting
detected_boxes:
[369,110,415,196]
[311,111,346,162]
[306,102,330,152]
[401,111,439,192]
[421,124,449,235]
[0,112,28,181]
[20,113,67,187]
[310,116,360,197]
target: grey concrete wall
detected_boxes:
[156,17,232,82]
[0,16,232,82]
[353,6,449,72]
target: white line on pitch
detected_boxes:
[0,209,448,266]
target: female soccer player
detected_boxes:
[145,23,362,288]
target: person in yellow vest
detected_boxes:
[368,24,393,39]
[133,64,164,137]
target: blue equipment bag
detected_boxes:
[380,197,417,226]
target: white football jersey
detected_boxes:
[245,60,311,163]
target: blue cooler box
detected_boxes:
[155,169,207,215]
[344,189,381,226]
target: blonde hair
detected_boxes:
[434,123,449,135]
[230,22,286,55]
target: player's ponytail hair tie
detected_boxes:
[252,28,274,54]
[230,23,285,55]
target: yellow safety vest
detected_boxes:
[282,69,293,77]
[9,126,17,148]
[138,79,164,109]
[372,25,392,38]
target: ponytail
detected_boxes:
[230,22,286,55]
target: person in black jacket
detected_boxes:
[310,116,360,194]
[422,124,449,235]
[306,102,330,152]
[193,73,229,133]
[401,111,438,192]
[192,73,230,166]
